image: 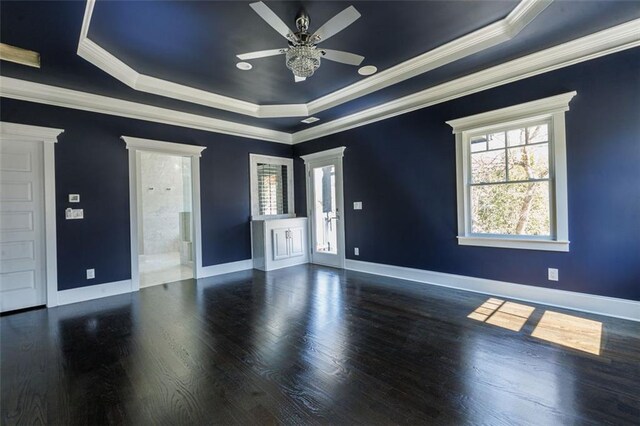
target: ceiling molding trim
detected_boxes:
[0,76,293,144]
[306,0,551,115]
[291,18,640,144]
[77,0,549,119]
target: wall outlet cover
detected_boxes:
[353,201,363,210]
[69,194,80,203]
[354,247,359,256]
[86,268,95,279]
[548,268,559,281]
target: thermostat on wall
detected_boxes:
[69,194,80,203]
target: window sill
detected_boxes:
[457,236,569,252]
[251,214,296,221]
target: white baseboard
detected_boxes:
[56,279,133,306]
[199,259,253,278]
[345,259,640,322]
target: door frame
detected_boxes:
[122,136,206,290]
[1,122,64,308]
[301,146,346,269]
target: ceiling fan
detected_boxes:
[236,2,365,82]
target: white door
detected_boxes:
[307,157,345,268]
[0,138,47,312]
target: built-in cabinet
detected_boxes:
[252,218,308,271]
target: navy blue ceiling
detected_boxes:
[88,0,517,105]
[1,1,639,134]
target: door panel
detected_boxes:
[272,228,289,260]
[289,227,304,257]
[0,139,46,312]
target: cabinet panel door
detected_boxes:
[272,229,290,260]
[289,227,305,257]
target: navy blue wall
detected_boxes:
[294,48,640,301]
[0,99,292,290]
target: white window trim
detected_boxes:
[249,153,295,220]
[446,92,576,252]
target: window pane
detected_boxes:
[507,128,525,147]
[487,131,505,150]
[257,163,288,215]
[527,124,548,144]
[471,182,550,236]
[470,136,487,153]
[471,150,506,183]
[507,144,549,181]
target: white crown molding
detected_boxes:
[446,91,577,133]
[2,19,637,145]
[122,135,207,156]
[77,0,550,119]
[292,18,640,144]
[345,259,640,322]
[0,76,292,144]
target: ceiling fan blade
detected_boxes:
[312,6,361,43]
[250,2,296,41]
[321,49,364,66]
[295,76,306,83]
[237,49,285,61]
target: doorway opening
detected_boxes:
[137,152,194,287]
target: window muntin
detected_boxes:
[467,120,553,238]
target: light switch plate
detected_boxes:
[353,201,363,210]
[86,269,95,279]
[69,194,80,203]
[548,268,559,281]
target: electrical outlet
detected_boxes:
[354,247,359,256]
[353,201,363,210]
[87,268,95,279]
[548,268,558,281]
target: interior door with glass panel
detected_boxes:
[307,158,345,268]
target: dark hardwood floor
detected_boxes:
[2,265,639,425]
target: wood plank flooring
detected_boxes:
[1,265,639,425]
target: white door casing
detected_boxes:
[301,147,346,269]
[0,122,63,311]
[122,136,206,290]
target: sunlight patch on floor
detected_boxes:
[531,311,602,355]
[467,298,535,332]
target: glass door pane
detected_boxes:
[312,165,337,254]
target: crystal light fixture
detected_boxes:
[285,45,321,78]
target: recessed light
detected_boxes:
[236,62,252,70]
[358,65,377,76]
[301,117,320,124]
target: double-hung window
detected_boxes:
[249,154,295,219]
[447,92,576,251]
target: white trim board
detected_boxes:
[57,279,132,306]
[199,259,253,278]
[345,259,640,322]
[0,77,292,144]
[77,0,549,119]
[0,121,64,309]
